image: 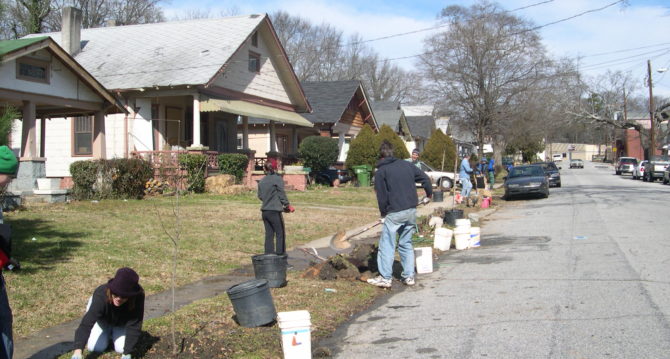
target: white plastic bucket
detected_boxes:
[455,233,470,250]
[455,218,471,229]
[469,227,481,248]
[414,247,433,274]
[277,310,312,359]
[433,227,453,251]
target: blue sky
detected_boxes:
[165,0,670,97]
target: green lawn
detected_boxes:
[4,186,379,337]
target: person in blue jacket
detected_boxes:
[488,158,495,189]
[459,154,474,207]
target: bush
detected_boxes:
[109,158,153,199]
[70,160,99,200]
[421,129,457,172]
[0,106,18,147]
[70,158,153,200]
[178,153,208,193]
[298,136,339,173]
[218,153,249,183]
[375,124,409,159]
[345,124,378,170]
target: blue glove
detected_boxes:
[121,355,132,359]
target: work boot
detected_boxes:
[465,197,471,207]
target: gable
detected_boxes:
[1,48,102,104]
[211,24,293,105]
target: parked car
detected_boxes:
[632,160,648,180]
[535,161,561,187]
[615,157,638,175]
[643,156,670,182]
[503,165,549,200]
[417,161,457,191]
[552,154,563,162]
[569,159,584,168]
[314,167,352,186]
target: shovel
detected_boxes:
[329,196,430,251]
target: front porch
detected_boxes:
[131,149,310,191]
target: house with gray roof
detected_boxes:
[241,80,377,163]
[16,7,312,181]
[371,101,413,152]
[1,34,124,198]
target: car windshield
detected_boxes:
[419,161,434,172]
[508,166,544,178]
[620,158,637,164]
[536,162,557,170]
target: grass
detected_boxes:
[56,273,379,358]
[4,186,379,338]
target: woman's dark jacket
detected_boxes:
[73,284,145,354]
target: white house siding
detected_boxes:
[248,129,270,155]
[212,30,293,105]
[0,50,99,103]
[130,98,154,152]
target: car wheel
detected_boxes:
[439,177,453,191]
[664,177,669,185]
[632,174,637,180]
[642,174,648,182]
[556,182,561,188]
[616,170,621,175]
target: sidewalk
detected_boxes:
[14,196,462,359]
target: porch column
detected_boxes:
[242,115,249,149]
[20,100,37,158]
[291,126,298,153]
[269,120,277,152]
[338,132,345,162]
[192,95,202,147]
[92,110,106,158]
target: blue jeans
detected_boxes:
[461,177,473,198]
[377,208,416,280]
[0,275,12,359]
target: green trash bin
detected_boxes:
[353,165,371,186]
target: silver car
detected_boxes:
[632,160,648,180]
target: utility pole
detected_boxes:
[647,59,656,160]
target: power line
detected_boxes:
[381,0,625,63]
[343,0,555,47]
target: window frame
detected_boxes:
[72,116,94,157]
[248,51,261,73]
[16,56,50,84]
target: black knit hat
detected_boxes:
[107,267,142,297]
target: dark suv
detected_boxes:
[615,157,638,175]
[535,161,561,187]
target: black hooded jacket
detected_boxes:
[374,157,432,217]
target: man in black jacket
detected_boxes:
[257,162,294,254]
[367,141,432,288]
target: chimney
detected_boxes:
[62,7,82,56]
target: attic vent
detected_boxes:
[249,14,260,18]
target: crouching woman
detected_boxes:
[71,267,145,359]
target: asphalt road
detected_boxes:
[328,161,670,358]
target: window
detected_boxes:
[237,133,243,150]
[248,52,260,73]
[16,57,50,83]
[251,32,258,47]
[73,116,93,156]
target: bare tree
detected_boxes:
[418,1,554,159]
[1,0,51,38]
[42,0,164,31]
[271,10,416,103]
